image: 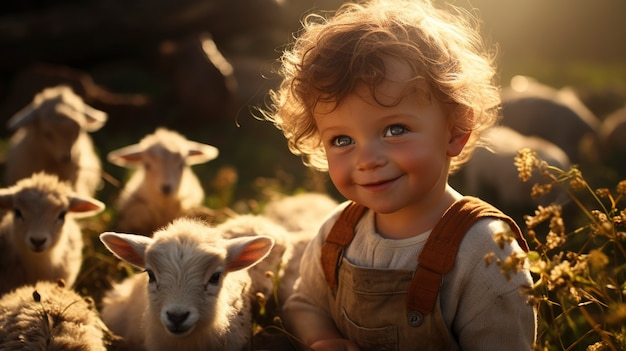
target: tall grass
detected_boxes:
[495,148,626,351]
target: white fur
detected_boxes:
[262,193,338,302]
[108,127,219,235]
[0,172,105,295]
[0,281,119,351]
[4,85,107,197]
[100,217,274,351]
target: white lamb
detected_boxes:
[0,280,121,351]
[212,214,290,299]
[262,192,339,302]
[99,217,274,351]
[0,172,105,296]
[4,85,108,197]
[108,127,219,236]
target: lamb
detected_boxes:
[0,280,120,351]
[0,172,105,296]
[99,217,274,351]
[107,127,219,235]
[4,85,108,197]
[262,192,339,302]
[211,214,290,299]
[456,125,571,214]
[500,75,601,165]
[599,106,626,177]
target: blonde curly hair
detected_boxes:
[263,0,500,173]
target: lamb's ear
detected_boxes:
[82,104,108,132]
[7,103,37,130]
[225,236,275,272]
[186,141,219,165]
[100,232,152,269]
[107,144,144,167]
[68,195,105,218]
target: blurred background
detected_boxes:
[0,0,625,207]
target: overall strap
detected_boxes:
[321,202,368,291]
[406,196,528,322]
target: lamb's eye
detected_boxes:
[208,272,222,285]
[13,208,23,219]
[145,269,156,284]
[58,210,67,221]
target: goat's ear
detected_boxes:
[82,104,108,132]
[225,236,275,272]
[7,103,36,130]
[100,232,151,269]
[68,195,105,218]
[107,144,144,167]
[186,141,219,165]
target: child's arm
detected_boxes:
[445,220,536,350]
[282,220,360,350]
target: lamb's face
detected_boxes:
[11,188,68,253]
[143,145,185,197]
[144,237,226,337]
[35,109,81,163]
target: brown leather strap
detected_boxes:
[321,202,368,290]
[406,196,527,316]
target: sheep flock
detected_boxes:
[0,77,623,350]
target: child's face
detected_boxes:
[314,60,467,214]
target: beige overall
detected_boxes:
[321,197,528,351]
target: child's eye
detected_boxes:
[332,135,353,147]
[384,125,407,137]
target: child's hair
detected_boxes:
[263,0,500,173]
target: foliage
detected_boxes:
[494,148,626,351]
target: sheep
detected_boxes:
[99,217,275,351]
[0,172,105,296]
[107,127,219,236]
[211,214,290,300]
[0,280,121,351]
[500,75,601,165]
[4,85,108,197]
[262,192,339,301]
[455,125,571,217]
[599,105,626,177]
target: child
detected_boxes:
[263,0,537,350]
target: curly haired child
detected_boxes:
[262,0,537,350]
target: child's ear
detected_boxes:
[446,105,472,157]
[447,129,471,157]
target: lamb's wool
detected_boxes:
[0,280,120,351]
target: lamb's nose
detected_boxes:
[167,311,190,326]
[30,238,47,251]
[161,184,172,195]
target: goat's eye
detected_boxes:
[13,208,23,219]
[58,210,67,221]
[208,272,222,285]
[145,269,156,284]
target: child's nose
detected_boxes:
[355,142,386,170]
